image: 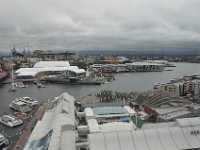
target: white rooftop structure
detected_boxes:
[15,61,85,79]
[24,92,76,150]
[154,105,200,121]
[88,117,200,150]
[146,60,168,64]
[16,66,85,77]
[99,122,134,133]
[24,92,200,150]
[126,62,163,66]
[33,61,70,68]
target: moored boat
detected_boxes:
[9,99,32,112]
[9,82,17,92]
[15,82,28,88]
[37,83,45,88]
[0,115,23,127]
[0,133,9,148]
[18,97,38,106]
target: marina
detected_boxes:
[0,0,199,148]
[0,62,199,149]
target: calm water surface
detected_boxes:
[0,62,199,135]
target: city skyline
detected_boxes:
[0,0,200,51]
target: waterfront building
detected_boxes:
[24,92,200,150]
[184,79,200,98]
[90,62,163,73]
[15,61,86,81]
[145,59,175,67]
[33,50,77,61]
[155,82,184,96]
[155,78,200,98]
[125,62,163,72]
[194,79,200,99]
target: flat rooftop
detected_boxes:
[93,106,128,116]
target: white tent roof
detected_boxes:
[88,117,200,150]
[176,117,200,127]
[15,66,85,77]
[34,61,70,68]
[99,122,134,133]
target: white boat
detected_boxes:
[19,97,38,106]
[9,99,32,112]
[9,83,17,92]
[0,133,9,147]
[0,115,23,127]
[153,83,160,89]
[11,82,28,88]
[16,82,28,88]
[37,83,45,88]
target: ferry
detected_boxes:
[0,133,9,148]
[18,97,38,106]
[9,99,32,112]
[0,115,23,127]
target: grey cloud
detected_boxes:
[0,0,200,51]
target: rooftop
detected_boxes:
[15,66,85,77]
[93,106,128,116]
[33,61,70,68]
[24,92,200,150]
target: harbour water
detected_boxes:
[0,62,199,136]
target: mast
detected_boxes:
[11,46,13,81]
[10,46,17,92]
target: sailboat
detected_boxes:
[9,46,17,92]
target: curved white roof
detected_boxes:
[34,61,70,68]
[15,66,85,77]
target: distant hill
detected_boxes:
[0,50,199,57]
[0,51,33,57]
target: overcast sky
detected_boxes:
[0,0,200,51]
